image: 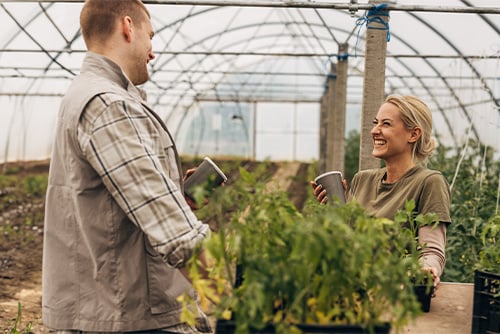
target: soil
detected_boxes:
[0,158,311,333]
[0,160,48,333]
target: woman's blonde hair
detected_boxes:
[385,94,435,164]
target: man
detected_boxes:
[42,0,212,333]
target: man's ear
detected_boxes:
[408,127,422,143]
[121,16,133,43]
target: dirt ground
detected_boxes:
[0,160,48,333]
[0,159,310,333]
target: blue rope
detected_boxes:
[337,53,349,61]
[323,53,349,86]
[354,3,391,57]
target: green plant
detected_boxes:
[4,166,20,175]
[393,200,440,312]
[181,168,424,334]
[475,214,500,274]
[427,141,500,282]
[343,130,360,183]
[393,200,439,273]
[23,175,48,197]
[8,302,32,334]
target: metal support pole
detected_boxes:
[4,0,500,14]
[1,49,497,59]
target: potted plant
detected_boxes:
[471,214,499,334]
[180,167,425,334]
[392,200,439,313]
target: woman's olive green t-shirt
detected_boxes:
[347,165,451,276]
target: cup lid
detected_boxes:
[314,170,342,183]
[203,157,228,182]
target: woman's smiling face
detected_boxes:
[371,102,414,162]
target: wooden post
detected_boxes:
[359,1,390,170]
[330,43,348,174]
[325,62,336,172]
[252,101,257,160]
[318,94,327,173]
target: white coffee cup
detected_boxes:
[184,157,227,201]
[314,171,346,204]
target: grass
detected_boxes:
[8,303,33,334]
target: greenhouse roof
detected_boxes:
[0,0,498,162]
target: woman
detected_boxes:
[311,94,451,288]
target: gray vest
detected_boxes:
[42,60,203,332]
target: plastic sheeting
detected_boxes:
[0,0,498,162]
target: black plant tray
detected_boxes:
[413,284,434,312]
[215,319,391,334]
[472,270,500,334]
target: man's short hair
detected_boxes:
[80,0,150,48]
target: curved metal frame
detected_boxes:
[0,1,498,156]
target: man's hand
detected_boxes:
[183,168,196,181]
[184,168,198,210]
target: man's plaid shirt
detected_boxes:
[77,70,210,269]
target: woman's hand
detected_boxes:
[422,267,440,296]
[310,179,348,204]
[310,180,328,204]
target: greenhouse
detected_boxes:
[1,0,499,162]
[0,0,499,333]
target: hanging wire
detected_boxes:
[496,175,500,215]
[449,121,473,192]
[461,55,483,197]
[478,141,486,190]
[0,3,75,76]
[1,96,15,171]
[294,8,330,74]
[495,50,500,214]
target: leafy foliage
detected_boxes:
[343,130,360,183]
[428,141,500,282]
[393,200,438,257]
[23,175,48,197]
[182,167,425,333]
[0,170,47,247]
[475,214,500,274]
